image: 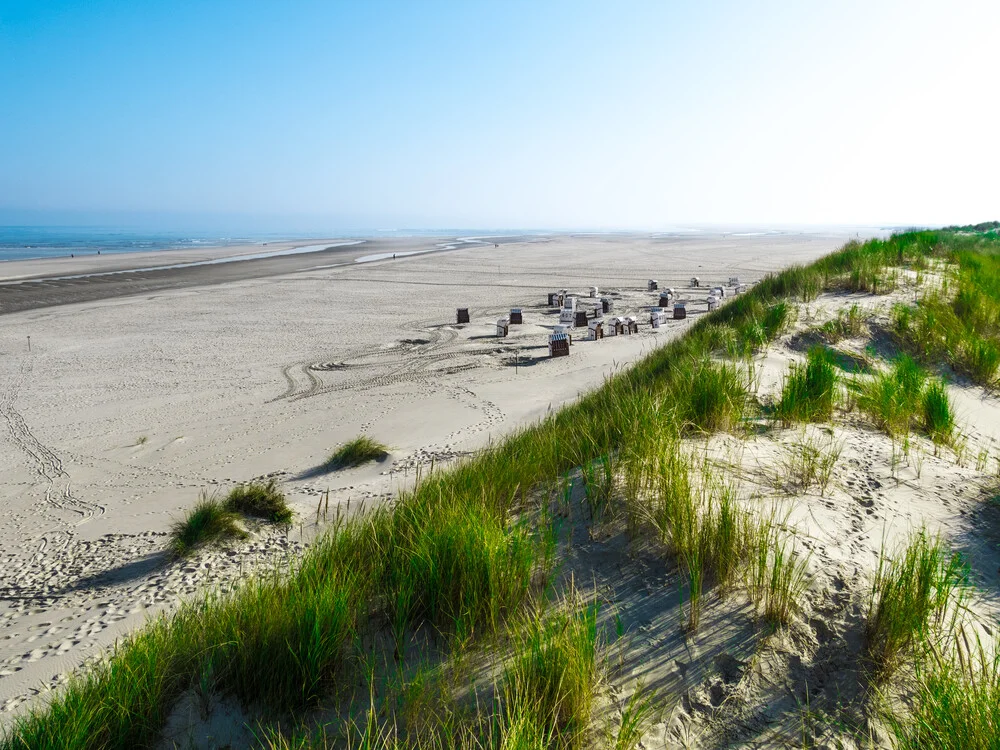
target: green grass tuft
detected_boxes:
[325,435,390,469]
[960,337,1000,386]
[224,479,293,523]
[384,494,537,641]
[921,381,955,444]
[668,358,753,433]
[777,431,843,495]
[854,355,926,436]
[168,496,247,557]
[865,530,966,681]
[270,595,603,749]
[775,346,839,424]
[845,257,897,294]
[612,685,655,750]
[745,517,810,627]
[501,596,599,748]
[642,442,808,631]
[819,303,868,343]
[885,640,1000,750]
[854,355,955,443]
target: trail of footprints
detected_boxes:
[0,528,304,716]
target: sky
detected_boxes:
[1,0,998,232]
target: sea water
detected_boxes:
[0,226,316,262]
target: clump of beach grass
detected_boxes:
[581,454,615,523]
[259,598,605,749]
[889,245,1000,387]
[169,496,247,557]
[921,380,955,444]
[199,549,363,710]
[752,264,824,303]
[224,479,293,523]
[383,491,538,643]
[667,358,754,433]
[677,485,753,631]
[610,685,656,750]
[884,638,1000,750]
[853,354,956,444]
[724,300,795,356]
[501,595,600,748]
[775,346,839,424]
[325,435,389,469]
[819,303,868,343]
[746,528,811,628]
[856,356,924,436]
[846,257,898,294]
[864,530,966,681]
[642,441,808,631]
[960,338,1000,387]
[778,431,843,495]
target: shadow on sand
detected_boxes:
[293,453,391,482]
[65,551,173,593]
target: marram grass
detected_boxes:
[326,435,390,469]
[853,355,955,444]
[637,438,808,631]
[501,595,600,748]
[921,380,955,443]
[256,600,606,750]
[224,479,293,523]
[777,431,843,496]
[883,638,1000,750]
[819,303,867,343]
[169,480,292,558]
[775,345,839,424]
[891,236,1000,387]
[168,496,246,557]
[865,529,966,681]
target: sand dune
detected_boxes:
[0,232,855,720]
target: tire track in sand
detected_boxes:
[270,318,484,403]
[0,359,104,527]
[0,361,64,482]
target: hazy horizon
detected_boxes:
[3,1,998,230]
[0,219,907,237]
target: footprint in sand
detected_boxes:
[24,649,46,662]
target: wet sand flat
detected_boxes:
[0,236,512,316]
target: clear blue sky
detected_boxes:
[1,1,998,231]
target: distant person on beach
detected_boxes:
[393,254,396,259]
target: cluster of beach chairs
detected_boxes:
[455,276,750,360]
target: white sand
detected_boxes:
[0,232,856,719]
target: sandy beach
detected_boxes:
[0,231,858,719]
